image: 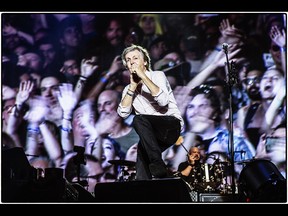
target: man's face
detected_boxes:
[62,59,80,76]
[244,70,262,101]
[186,94,215,133]
[39,44,56,64]
[260,69,284,100]
[62,26,82,47]
[188,147,200,161]
[17,52,43,75]
[140,15,156,35]
[105,20,124,46]
[40,77,60,106]
[97,90,118,114]
[125,49,146,73]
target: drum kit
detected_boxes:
[189,161,232,193]
[186,153,282,196]
[185,152,233,194]
[107,155,284,199]
[108,159,136,182]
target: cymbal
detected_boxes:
[214,161,230,166]
[205,151,231,162]
[108,159,136,167]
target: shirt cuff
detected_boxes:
[153,88,163,97]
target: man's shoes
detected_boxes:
[149,163,181,179]
[151,174,179,180]
[172,171,182,177]
[166,170,180,178]
[149,163,168,178]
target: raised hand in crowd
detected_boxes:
[104,55,125,88]
[6,80,34,147]
[199,17,246,73]
[15,81,35,107]
[57,83,78,154]
[107,55,124,77]
[187,44,241,89]
[218,18,245,45]
[255,123,286,177]
[24,96,62,168]
[57,83,78,120]
[86,55,124,102]
[263,76,286,131]
[2,23,18,36]
[270,25,286,48]
[74,56,99,101]
[80,56,99,78]
[24,96,49,128]
[269,25,286,73]
[2,23,34,45]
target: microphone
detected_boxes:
[222,43,229,52]
[132,73,141,83]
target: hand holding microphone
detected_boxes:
[188,153,199,164]
[132,73,141,83]
[131,64,141,83]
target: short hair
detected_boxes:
[190,84,222,126]
[121,44,151,71]
[189,146,200,155]
[58,15,82,38]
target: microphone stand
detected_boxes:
[73,146,87,187]
[180,143,189,154]
[222,44,237,200]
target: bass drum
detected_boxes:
[194,163,219,193]
[238,159,286,202]
[203,151,231,193]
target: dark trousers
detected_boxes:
[132,115,181,180]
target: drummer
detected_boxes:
[177,147,202,188]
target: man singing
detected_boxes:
[117,44,184,180]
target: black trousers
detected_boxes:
[132,115,181,180]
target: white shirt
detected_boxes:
[117,70,184,131]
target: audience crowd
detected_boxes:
[2,13,286,198]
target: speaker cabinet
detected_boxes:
[94,177,192,202]
[198,193,234,202]
[238,159,286,202]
